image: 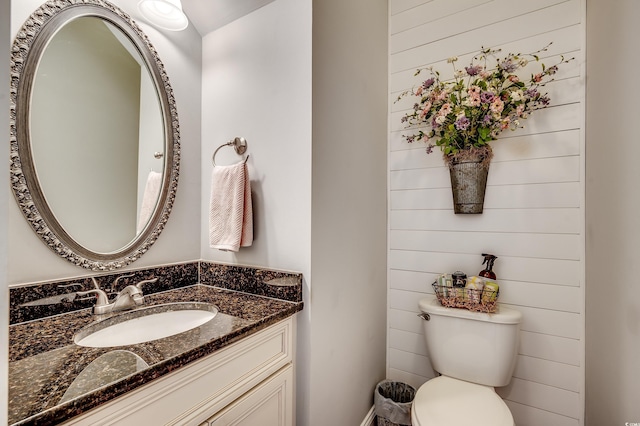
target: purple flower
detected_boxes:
[455,117,470,131]
[525,88,538,98]
[465,65,482,76]
[538,96,550,106]
[482,114,492,125]
[423,78,435,89]
[426,144,435,154]
[480,91,495,104]
[498,60,518,73]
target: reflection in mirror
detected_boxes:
[31,17,165,253]
[58,350,149,404]
[10,0,180,270]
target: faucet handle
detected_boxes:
[111,273,136,291]
[135,277,158,291]
[76,288,110,306]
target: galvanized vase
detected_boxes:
[448,159,489,214]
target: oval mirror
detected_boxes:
[10,0,180,270]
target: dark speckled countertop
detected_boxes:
[9,284,303,426]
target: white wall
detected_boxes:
[8,0,202,284]
[200,0,312,276]
[388,1,586,425]
[201,0,388,424]
[310,0,388,424]
[585,1,640,424]
[199,1,314,423]
[1,1,10,423]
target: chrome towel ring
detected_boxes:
[212,137,249,166]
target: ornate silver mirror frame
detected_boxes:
[10,0,180,271]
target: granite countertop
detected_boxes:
[8,284,303,426]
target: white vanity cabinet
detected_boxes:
[63,317,295,426]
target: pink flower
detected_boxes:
[533,73,543,82]
[465,86,482,107]
[415,86,423,96]
[490,98,504,115]
[419,102,432,119]
[435,90,449,102]
[439,103,452,116]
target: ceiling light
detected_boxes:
[138,0,189,31]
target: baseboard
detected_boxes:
[360,406,376,426]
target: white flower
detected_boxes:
[510,90,524,102]
[447,56,458,63]
[435,115,447,125]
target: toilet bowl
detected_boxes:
[413,295,522,426]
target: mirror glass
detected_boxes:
[31,17,164,253]
[10,0,180,270]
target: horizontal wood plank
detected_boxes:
[388,348,435,378]
[391,182,581,210]
[390,209,582,235]
[389,230,581,261]
[390,0,569,54]
[519,331,581,366]
[390,0,433,16]
[512,355,581,392]
[391,0,491,35]
[389,328,428,357]
[497,377,580,419]
[389,25,583,93]
[390,0,581,73]
[505,400,580,426]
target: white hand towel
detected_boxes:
[209,162,253,251]
[137,171,162,233]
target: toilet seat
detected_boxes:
[411,376,514,426]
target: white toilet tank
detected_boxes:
[419,295,522,387]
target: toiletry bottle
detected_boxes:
[479,254,497,280]
[451,271,467,299]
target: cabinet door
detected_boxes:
[207,365,293,426]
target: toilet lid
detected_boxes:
[412,376,513,426]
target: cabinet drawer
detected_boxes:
[64,317,293,426]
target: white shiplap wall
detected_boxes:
[387,1,585,425]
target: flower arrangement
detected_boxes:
[398,43,572,166]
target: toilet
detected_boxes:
[412,295,522,426]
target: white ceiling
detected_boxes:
[181,0,275,36]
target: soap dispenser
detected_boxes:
[479,253,497,280]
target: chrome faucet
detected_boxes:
[77,276,158,315]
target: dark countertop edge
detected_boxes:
[13,296,303,426]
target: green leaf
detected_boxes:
[478,127,491,142]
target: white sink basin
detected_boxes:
[74,302,218,348]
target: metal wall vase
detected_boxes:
[449,160,490,214]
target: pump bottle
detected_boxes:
[479,253,497,280]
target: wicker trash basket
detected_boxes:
[374,380,416,426]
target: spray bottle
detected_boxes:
[479,253,498,280]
